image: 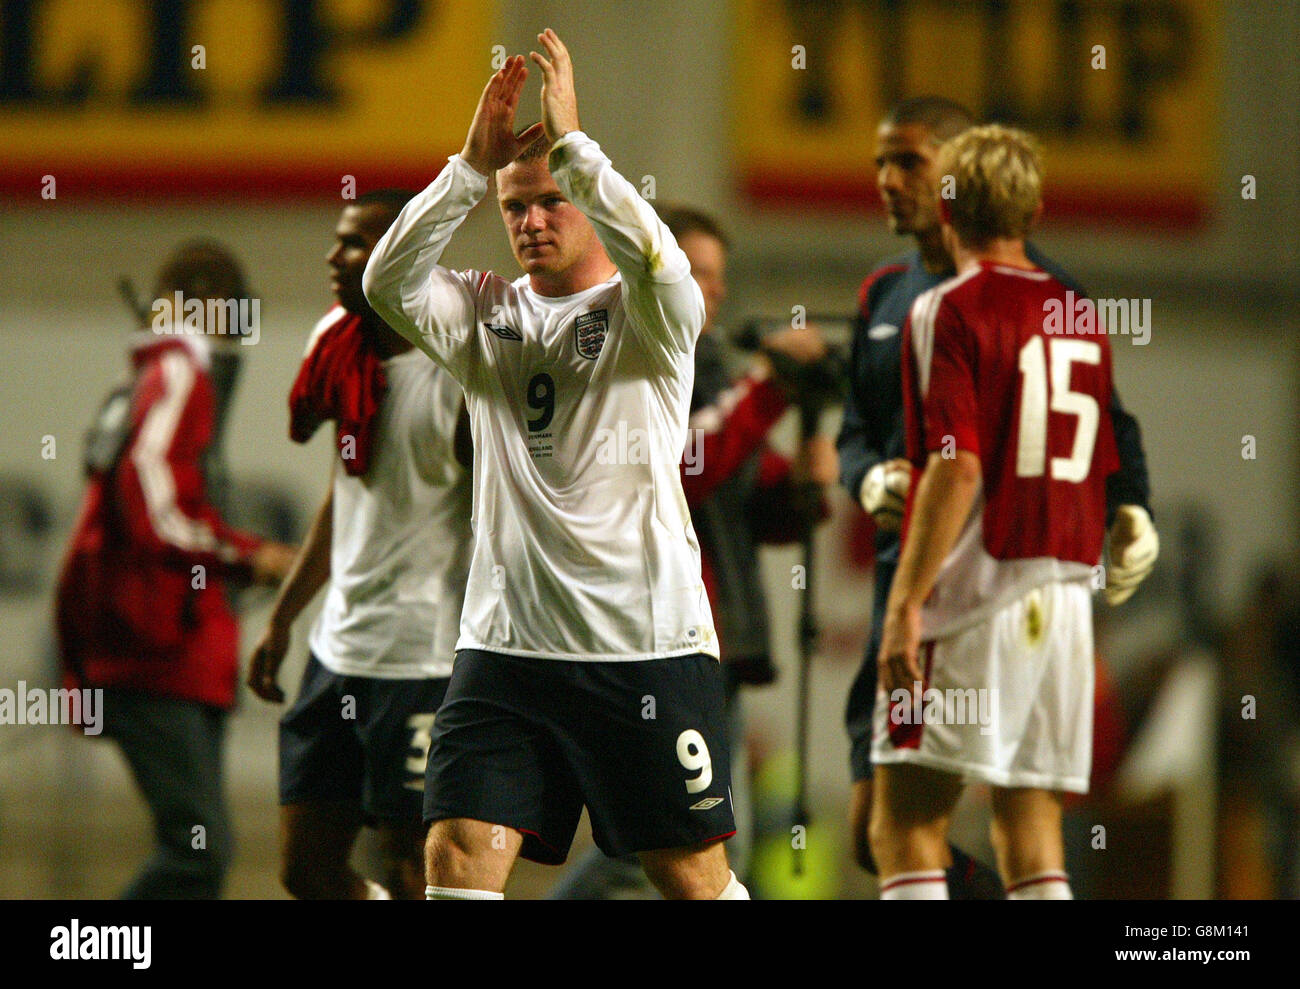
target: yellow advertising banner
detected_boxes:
[0,0,496,197]
[733,0,1220,227]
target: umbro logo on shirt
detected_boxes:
[868,323,899,340]
[484,322,523,341]
[689,797,725,811]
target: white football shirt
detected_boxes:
[363,131,717,661]
[306,309,472,678]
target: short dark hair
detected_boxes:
[152,239,249,302]
[354,188,415,219]
[883,96,975,145]
[657,204,729,251]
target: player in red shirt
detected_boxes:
[871,125,1120,900]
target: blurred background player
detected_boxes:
[837,96,1158,896]
[548,205,838,897]
[247,191,472,900]
[54,241,295,899]
[365,34,746,899]
[872,124,1119,899]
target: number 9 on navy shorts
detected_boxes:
[423,649,736,864]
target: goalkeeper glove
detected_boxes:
[860,460,911,533]
[1105,504,1158,606]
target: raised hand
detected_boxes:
[529,29,580,144]
[461,54,546,175]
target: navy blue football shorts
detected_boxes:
[279,653,449,824]
[423,649,736,864]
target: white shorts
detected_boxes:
[871,581,1094,794]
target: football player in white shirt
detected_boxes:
[363,30,747,900]
[249,192,472,899]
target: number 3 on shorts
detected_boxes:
[676,729,713,794]
[405,713,437,776]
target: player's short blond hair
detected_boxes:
[937,124,1043,246]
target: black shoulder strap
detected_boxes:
[82,384,135,477]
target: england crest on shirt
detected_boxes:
[574,310,608,360]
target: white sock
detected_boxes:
[714,870,750,900]
[364,879,391,900]
[1006,871,1072,899]
[880,870,948,899]
[425,885,504,900]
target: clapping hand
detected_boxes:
[529,29,581,145]
[461,54,546,175]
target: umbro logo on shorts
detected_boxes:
[689,796,725,811]
[484,322,523,341]
[868,323,900,340]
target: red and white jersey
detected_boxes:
[902,261,1118,638]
